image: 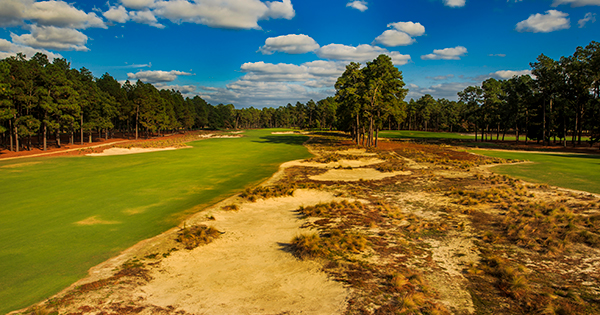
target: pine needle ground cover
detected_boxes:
[470,149,600,194]
[379,130,475,140]
[0,129,310,315]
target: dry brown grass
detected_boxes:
[176,224,222,250]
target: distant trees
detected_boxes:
[335,54,407,147]
[456,40,600,147]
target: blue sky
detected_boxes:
[0,0,598,108]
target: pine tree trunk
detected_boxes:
[80,114,84,145]
[43,124,47,151]
[14,118,18,152]
[9,119,13,151]
[56,131,61,148]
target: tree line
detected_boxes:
[407,41,600,147]
[2,41,598,152]
[0,53,340,152]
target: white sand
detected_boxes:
[86,147,179,156]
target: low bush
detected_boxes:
[176,224,222,250]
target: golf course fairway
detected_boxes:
[0,129,311,314]
[471,149,600,195]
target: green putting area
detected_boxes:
[0,129,311,315]
[471,149,600,195]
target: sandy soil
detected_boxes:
[310,168,412,182]
[86,147,182,156]
[136,189,349,314]
[198,134,243,138]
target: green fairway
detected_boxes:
[471,149,600,194]
[0,129,311,315]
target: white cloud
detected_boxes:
[0,0,106,29]
[489,69,533,79]
[127,70,193,83]
[120,0,156,10]
[104,5,130,23]
[388,21,425,36]
[579,12,596,27]
[515,10,570,33]
[346,1,368,12]
[154,83,198,94]
[489,53,506,57]
[11,25,89,51]
[259,34,320,55]
[552,0,600,7]
[374,21,425,47]
[198,59,348,107]
[373,30,415,47]
[443,0,466,8]
[421,46,467,60]
[317,44,411,65]
[407,82,472,101]
[129,9,164,28]
[0,38,62,60]
[152,0,294,30]
[264,0,295,19]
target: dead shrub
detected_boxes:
[176,224,221,250]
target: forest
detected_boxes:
[0,40,599,151]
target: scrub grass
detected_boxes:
[470,149,600,194]
[0,129,311,315]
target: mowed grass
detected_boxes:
[0,129,311,315]
[471,149,600,194]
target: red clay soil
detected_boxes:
[0,132,195,160]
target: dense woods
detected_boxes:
[2,41,599,152]
[410,41,600,147]
[0,53,335,152]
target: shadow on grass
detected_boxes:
[253,135,308,146]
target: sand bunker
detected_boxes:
[333,149,377,156]
[298,158,385,169]
[198,134,243,139]
[87,147,180,156]
[134,189,348,314]
[310,168,411,182]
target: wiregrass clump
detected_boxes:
[290,229,369,259]
[240,183,321,201]
[176,224,222,250]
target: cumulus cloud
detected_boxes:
[197,59,349,107]
[346,1,368,11]
[443,0,466,8]
[387,21,426,37]
[374,21,425,47]
[120,0,156,10]
[129,9,164,28]
[374,30,415,47]
[407,82,472,101]
[552,0,600,7]
[421,46,467,60]
[516,10,570,33]
[259,34,320,55]
[579,12,596,27]
[151,0,294,29]
[317,44,411,65]
[0,0,106,29]
[127,70,193,83]
[11,25,89,51]
[104,5,130,23]
[489,69,533,79]
[154,83,198,94]
[0,38,62,60]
